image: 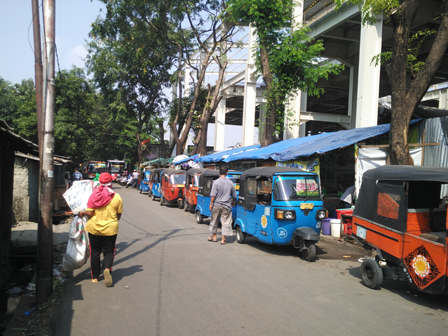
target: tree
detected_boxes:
[130,0,236,156]
[336,0,448,165]
[226,0,343,147]
[0,77,38,143]
[87,0,175,161]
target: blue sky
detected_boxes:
[0,1,254,149]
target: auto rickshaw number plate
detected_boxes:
[300,203,314,210]
[357,226,367,239]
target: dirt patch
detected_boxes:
[1,244,68,336]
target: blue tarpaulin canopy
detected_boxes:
[173,154,199,165]
[223,121,420,163]
[195,144,261,163]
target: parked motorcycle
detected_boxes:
[125,176,133,188]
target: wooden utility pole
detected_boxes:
[31,0,43,148]
[36,0,55,305]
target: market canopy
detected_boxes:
[223,120,420,163]
[195,144,260,163]
[173,154,199,165]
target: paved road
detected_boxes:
[55,185,448,336]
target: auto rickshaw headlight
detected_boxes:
[285,210,295,220]
[275,209,295,220]
[171,188,174,192]
[316,210,326,220]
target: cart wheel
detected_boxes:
[160,195,164,206]
[196,211,203,224]
[236,226,246,244]
[301,241,316,262]
[184,202,189,212]
[178,201,183,209]
[361,259,384,289]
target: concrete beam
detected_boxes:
[214,98,226,151]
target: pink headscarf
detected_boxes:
[87,173,115,209]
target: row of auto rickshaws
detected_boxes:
[135,165,448,295]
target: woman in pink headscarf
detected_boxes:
[79,172,123,286]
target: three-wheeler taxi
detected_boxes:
[149,168,164,200]
[195,170,241,224]
[184,168,207,212]
[234,167,326,261]
[352,166,448,294]
[139,169,151,194]
[159,169,186,208]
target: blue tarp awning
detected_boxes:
[195,144,261,163]
[223,121,420,163]
[173,154,199,165]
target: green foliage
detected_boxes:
[0,77,38,143]
[372,28,436,77]
[226,0,342,140]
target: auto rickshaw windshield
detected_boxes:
[170,174,185,185]
[273,176,321,201]
[193,175,200,187]
[227,177,240,190]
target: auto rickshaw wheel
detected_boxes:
[139,189,142,194]
[148,190,152,198]
[236,226,246,244]
[196,211,203,224]
[160,196,165,206]
[178,201,183,209]
[361,258,383,289]
[301,241,316,262]
[184,202,189,212]
[152,193,155,201]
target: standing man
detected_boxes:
[208,166,237,245]
[132,170,139,189]
[72,168,83,181]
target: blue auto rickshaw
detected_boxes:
[139,169,152,194]
[149,168,164,200]
[234,167,327,261]
[195,170,241,224]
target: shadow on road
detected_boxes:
[54,226,189,335]
[347,266,448,312]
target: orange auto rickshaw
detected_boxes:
[159,169,186,209]
[183,168,207,212]
[352,165,448,294]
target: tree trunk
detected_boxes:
[387,0,448,165]
[259,38,277,147]
[136,131,143,162]
[158,120,166,158]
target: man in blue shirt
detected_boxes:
[72,169,83,181]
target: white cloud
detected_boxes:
[67,44,88,69]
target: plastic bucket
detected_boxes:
[322,218,332,235]
[330,219,341,238]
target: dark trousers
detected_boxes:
[88,233,117,279]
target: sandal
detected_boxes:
[207,237,217,242]
[220,241,226,245]
[92,279,98,283]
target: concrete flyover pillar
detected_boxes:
[214,98,226,151]
[284,0,305,140]
[242,25,257,147]
[355,13,383,128]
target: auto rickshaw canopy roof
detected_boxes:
[162,168,186,176]
[185,168,208,176]
[362,165,448,183]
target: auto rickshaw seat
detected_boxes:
[419,232,446,245]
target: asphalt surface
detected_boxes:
[55,185,448,336]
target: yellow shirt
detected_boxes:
[86,193,123,236]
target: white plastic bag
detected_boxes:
[63,180,93,214]
[62,215,90,271]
